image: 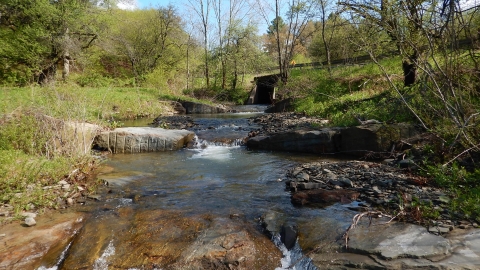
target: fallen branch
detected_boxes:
[342,210,403,249]
[443,143,480,167]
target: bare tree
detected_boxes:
[187,0,211,88]
[319,0,339,73]
[256,0,319,83]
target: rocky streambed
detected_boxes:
[2,111,480,269]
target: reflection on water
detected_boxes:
[103,147,313,219]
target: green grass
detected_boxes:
[287,57,412,126]
[0,84,175,216]
[288,55,480,223]
[1,85,168,123]
[425,163,480,222]
[0,83,227,216]
[0,149,72,213]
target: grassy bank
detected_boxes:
[286,57,410,126]
[285,58,480,223]
[0,85,187,217]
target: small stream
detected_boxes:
[39,109,358,269]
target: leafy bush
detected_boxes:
[76,73,112,87]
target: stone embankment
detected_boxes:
[93,127,195,153]
[246,113,421,156]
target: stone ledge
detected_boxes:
[93,127,195,153]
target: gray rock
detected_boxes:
[398,159,416,168]
[340,123,421,156]
[348,221,451,260]
[280,223,298,250]
[24,217,36,227]
[21,212,37,218]
[246,129,342,154]
[58,180,68,185]
[261,211,285,236]
[338,177,353,187]
[94,127,195,154]
[429,226,451,234]
[326,172,337,180]
[298,182,324,190]
[328,179,343,187]
[180,101,228,114]
[87,194,102,201]
[296,172,310,181]
[372,186,382,194]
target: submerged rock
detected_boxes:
[61,208,281,269]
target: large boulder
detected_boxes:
[246,123,421,156]
[93,127,195,153]
[181,101,228,114]
[340,123,421,155]
[246,129,342,154]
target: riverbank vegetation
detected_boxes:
[1,0,480,222]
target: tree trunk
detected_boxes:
[37,64,57,85]
[402,53,417,86]
[62,53,70,81]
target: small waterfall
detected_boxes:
[189,136,240,161]
[272,234,318,270]
[193,136,244,148]
[93,240,115,270]
[37,241,73,270]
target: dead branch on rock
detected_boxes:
[342,210,404,249]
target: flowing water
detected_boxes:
[38,110,358,269]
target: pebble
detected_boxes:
[24,217,36,227]
[428,226,450,234]
[285,160,457,226]
[67,198,74,205]
[21,212,37,218]
[58,180,69,185]
[0,234,5,238]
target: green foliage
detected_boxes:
[0,149,72,213]
[424,164,480,221]
[0,0,97,85]
[288,58,415,126]
[76,73,113,88]
[0,111,52,156]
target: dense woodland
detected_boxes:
[2,0,479,89]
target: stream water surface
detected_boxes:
[39,110,357,270]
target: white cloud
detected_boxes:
[460,0,479,10]
[117,0,137,10]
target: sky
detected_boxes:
[117,0,186,10]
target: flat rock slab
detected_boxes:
[348,221,451,260]
[0,211,85,270]
[93,127,195,153]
